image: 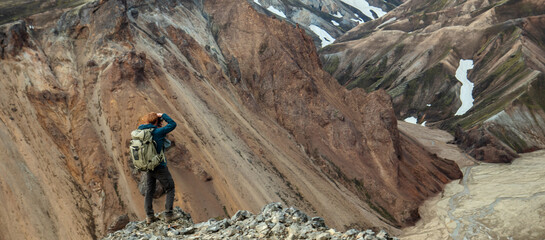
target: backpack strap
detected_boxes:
[146,128,168,165]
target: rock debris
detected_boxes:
[103,203,396,240]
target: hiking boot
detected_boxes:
[146,215,159,224]
[164,213,181,223]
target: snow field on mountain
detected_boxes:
[455,59,474,116]
[309,25,335,47]
[340,0,386,20]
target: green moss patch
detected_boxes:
[487,123,529,153]
[455,87,526,130]
[523,73,545,111]
[0,0,90,25]
[337,63,353,86]
[323,55,340,75]
[474,49,525,96]
[346,57,390,91]
[403,64,455,107]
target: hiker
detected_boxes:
[136,112,177,224]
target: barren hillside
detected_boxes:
[0,0,460,239]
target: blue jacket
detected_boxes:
[138,113,177,168]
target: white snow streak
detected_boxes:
[455,59,475,116]
[340,0,386,20]
[376,17,396,29]
[350,18,364,24]
[332,11,343,18]
[309,25,335,47]
[254,0,262,6]
[331,20,340,26]
[267,6,287,18]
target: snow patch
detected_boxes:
[455,59,475,116]
[267,6,287,18]
[340,0,387,20]
[309,25,335,47]
[404,117,418,124]
[332,12,343,18]
[331,20,340,26]
[350,18,364,24]
[253,0,262,6]
[421,121,427,127]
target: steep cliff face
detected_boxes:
[0,0,460,239]
[321,0,545,162]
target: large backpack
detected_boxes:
[130,128,165,171]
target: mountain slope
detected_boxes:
[247,0,402,48]
[321,0,545,162]
[0,0,459,239]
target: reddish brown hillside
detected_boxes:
[0,0,460,239]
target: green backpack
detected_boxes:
[130,128,165,171]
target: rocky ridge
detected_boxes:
[103,203,397,240]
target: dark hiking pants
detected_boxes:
[145,166,175,217]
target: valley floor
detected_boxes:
[398,122,545,240]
